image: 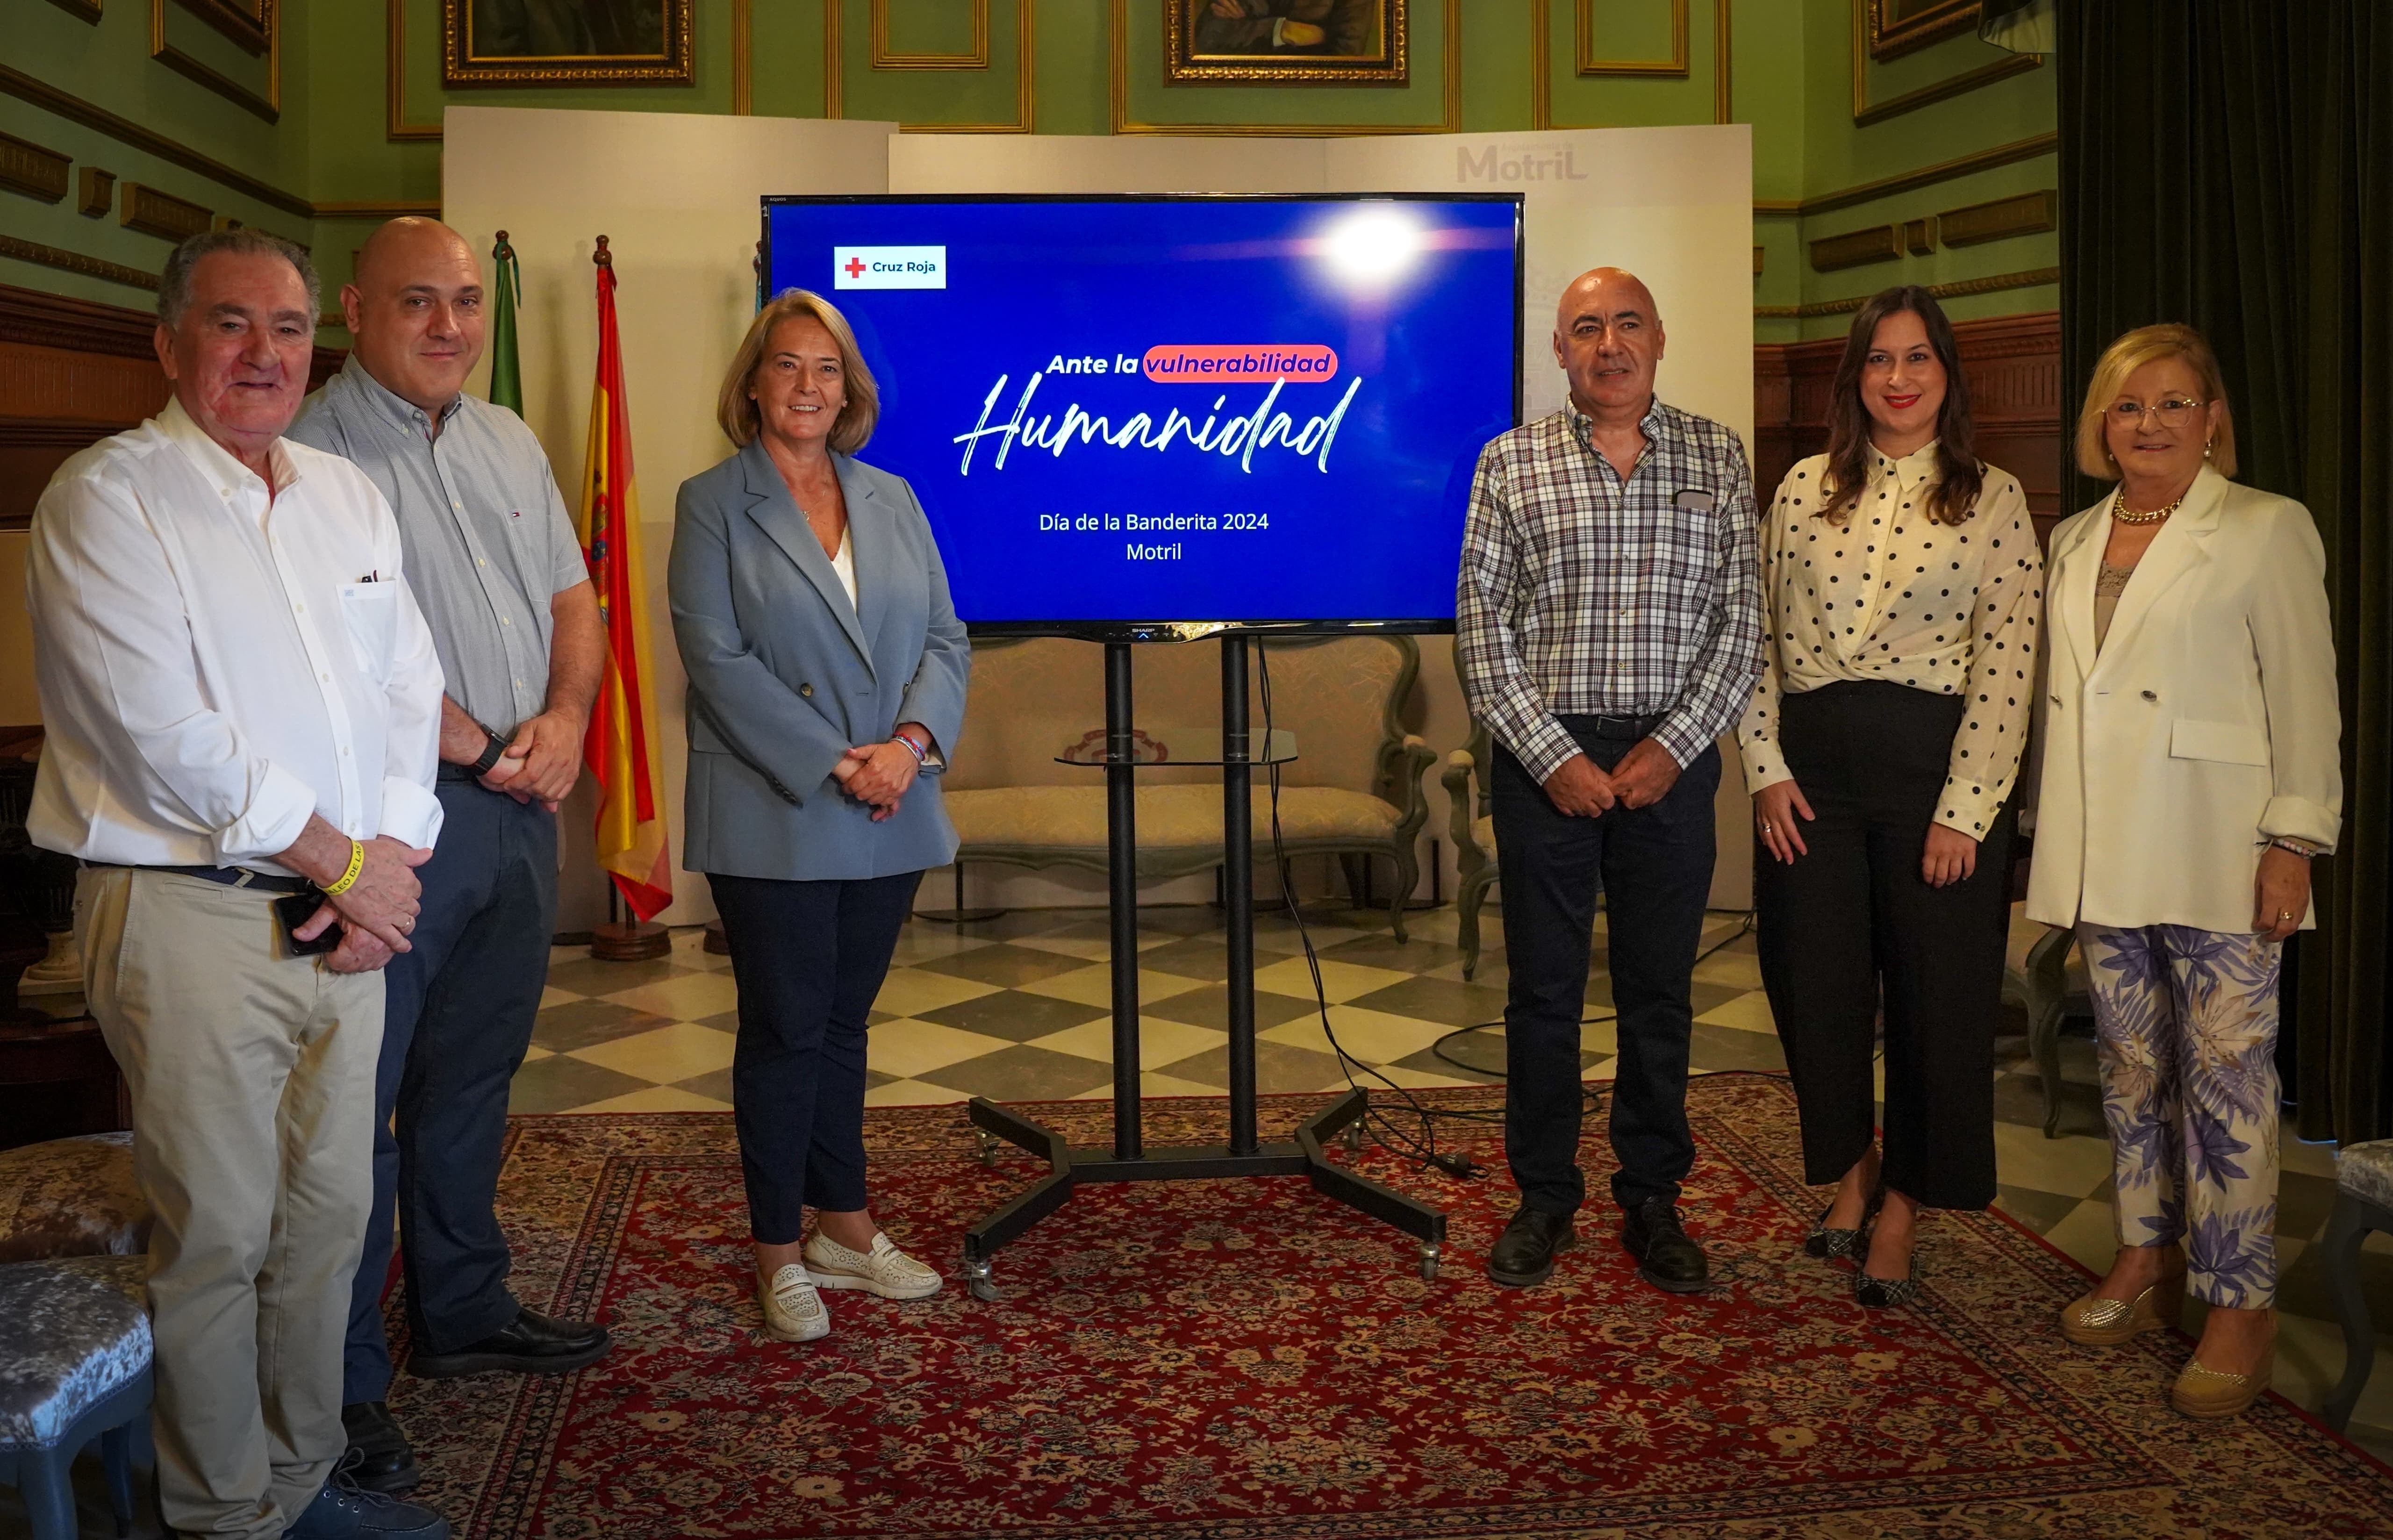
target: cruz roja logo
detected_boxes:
[833,246,947,289]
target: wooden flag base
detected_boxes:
[702,920,730,956]
[590,920,671,961]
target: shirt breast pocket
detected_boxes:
[337,582,400,684]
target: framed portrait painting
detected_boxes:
[174,0,272,55]
[1166,0,1409,86]
[442,0,695,87]
[1864,0,1980,62]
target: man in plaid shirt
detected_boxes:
[1457,267,1764,1293]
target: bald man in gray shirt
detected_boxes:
[289,219,609,1494]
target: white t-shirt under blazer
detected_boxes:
[26,397,447,872]
[2026,464,2341,934]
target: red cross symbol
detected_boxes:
[843,257,867,279]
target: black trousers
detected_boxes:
[345,774,557,1402]
[709,869,922,1245]
[1755,681,2013,1210]
[1492,722,1720,1215]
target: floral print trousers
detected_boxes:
[2078,923,2282,1308]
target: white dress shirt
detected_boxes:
[1737,443,2042,838]
[26,398,445,873]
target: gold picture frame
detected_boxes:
[153,0,278,122]
[441,0,694,88]
[1164,0,1408,86]
[176,0,270,55]
[1866,0,1979,63]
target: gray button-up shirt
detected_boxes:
[290,356,588,734]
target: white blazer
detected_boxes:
[2026,466,2341,934]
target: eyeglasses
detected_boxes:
[2109,396,2209,428]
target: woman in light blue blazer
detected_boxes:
[668,289,969,1345]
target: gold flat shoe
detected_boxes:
[2171,1341,2275,1420]
[2059,1266,2185,1346]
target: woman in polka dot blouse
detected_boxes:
[1735,286,2042,1310]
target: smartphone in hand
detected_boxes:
[273,893,342,957]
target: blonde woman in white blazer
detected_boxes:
[2029,324,2341,1420]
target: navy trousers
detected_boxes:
[1492,723,1720,1215]
[343,774,556,1404]
[709,870,922,1245]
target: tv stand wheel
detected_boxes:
[1419,1242,1441,1282]
[964,1253,999,1303]
[975,1129,999,1168]
[1344,1118,1363,1155]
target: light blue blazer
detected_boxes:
[668,440,970,881]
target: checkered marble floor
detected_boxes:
[520,901,2393,1458]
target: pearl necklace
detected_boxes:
[2112,488,2185,525]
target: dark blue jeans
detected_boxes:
[1492,725,1719,1215]
[344,774,557,1404]
[709,869,922,1245]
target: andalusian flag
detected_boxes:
[576,236,674,920]
[488,231,523,416]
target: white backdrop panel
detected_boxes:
[442,112,1754,920]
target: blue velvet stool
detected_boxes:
[0,1253,152,1539]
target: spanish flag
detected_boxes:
[576,236,673,920]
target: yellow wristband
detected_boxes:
[321,838,366,898]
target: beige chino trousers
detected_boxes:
[76,867,381,1540]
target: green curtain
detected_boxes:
[2058,1,2392,1144]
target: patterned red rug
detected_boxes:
[385,1078,2393,1538]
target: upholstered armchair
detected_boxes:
[942,635,1437,939]
[1441,725,1499,980]
[1999,905,2091,1139]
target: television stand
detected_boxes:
[957,634,1447,1298]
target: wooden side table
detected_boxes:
[0,1008,126,1151]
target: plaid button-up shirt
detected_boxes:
[1456,397,1765,781]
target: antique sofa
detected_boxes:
[941,635,1437,938]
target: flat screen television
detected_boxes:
[759,193,1523,639]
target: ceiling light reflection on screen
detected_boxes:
[1319,205,1426,290]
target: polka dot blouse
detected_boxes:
[1734,443,2044,838]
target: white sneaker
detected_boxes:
[802,1232,944,1300]
[759,1265,831,1342]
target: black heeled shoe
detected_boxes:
[1805,1185,1883,1262]
[1854,1262,1921,1308]
[1854,1218,1921,1308]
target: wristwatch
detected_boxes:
[468,722,512,776]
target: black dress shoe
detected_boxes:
[1487,1205,1576,1288]
[407,1307,612,1379]
[1620,1197,1710,1294]
[341,1400,420,1495]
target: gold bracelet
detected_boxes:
[321,838,366,897]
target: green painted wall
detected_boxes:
[1,0,315,310]
[1767,0,2058,340]
[2,0,2058,345]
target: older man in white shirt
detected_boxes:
[27,230,452,1540]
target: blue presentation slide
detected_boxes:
[762,195,1520,632]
